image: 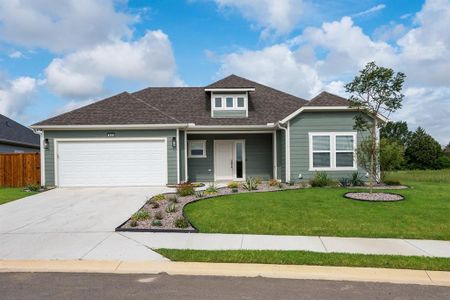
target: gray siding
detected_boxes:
[289,112,369,182]
[276,130,285,182]
[179,130,186,182]
[0,143,39,153]
[212,110,247,118]
[43,129,178,186]
[187,133,273,182]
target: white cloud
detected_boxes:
[0,76,37,118]
[45,30,183,98]
[0,0,133,52]
[352,4,386,18]
[218,44,323,98]
[8,50,24,59]
[216,0,450,143]
[214,0,305,37]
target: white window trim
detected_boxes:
[308,132,357,171]
[211,93,248,117]
[188,140,207,158]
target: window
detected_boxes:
[214,97,222,108]
[188,140,206,158]
[309,132,356,170]
[237,97,245,108]
[226,97,233,108]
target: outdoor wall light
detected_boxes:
[44,138,49,150]
[298,173,303,179]
[107,132,115,137]
[172,137,177,148]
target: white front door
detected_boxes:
[214,140,246,181]
[214,140,234,180]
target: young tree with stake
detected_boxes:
[345,62,405,192]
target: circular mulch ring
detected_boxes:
[344,192,404,202]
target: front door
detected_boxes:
[214,140,245,181]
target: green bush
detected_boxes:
[130,220,138,227]
[380,138,405,172]
[231,187,239,193]
[165,203,177,213]
[131,210,149,221]
[205,183,218,194]
[405,127,442,169]
[150,201,160,209]
[309,171,333,187]
[152,194,166,201]
[195,190,205,198]
[384,179,401,186]
[25,184,40,192]
[438,155,450,169]
[227,181,240,189]
[254,177,262,185]
[151,220,162,227]
[174,218,189,228]
[339,177,351,187]
[350,172,364,186]
[242,177,258,191]
[176,183,195,196]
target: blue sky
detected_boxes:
[0,0,448,143]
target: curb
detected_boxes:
[0,260,449,287]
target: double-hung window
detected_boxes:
[188,140,206,158]
[309,132,356,170]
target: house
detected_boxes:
[31,75,382,187]
[0,114,40,153]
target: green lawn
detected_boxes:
[0,188,37,205]
[184,169,450,240]
[156,249,450,271]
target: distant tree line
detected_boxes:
[380,121,450,171]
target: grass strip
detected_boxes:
[155,249,450,271]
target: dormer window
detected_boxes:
[211,94,248,118]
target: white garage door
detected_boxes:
[56,139,167,187]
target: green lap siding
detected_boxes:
[289,112,369,182]
[179,130,186,182]
[43,129,178,186]
[276,130,285,182]
[187,133,273,182]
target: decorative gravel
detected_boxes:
[345,192,404,202]
[118,182,303,232]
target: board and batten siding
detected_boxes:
[289,112,369,181]
[187,133,273,182]
[212,110,247,118]
[43,129,178,186]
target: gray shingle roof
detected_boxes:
[306,91,349,106]
[0,114,39,147]
[34,75,308,126]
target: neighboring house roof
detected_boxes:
[33,75,309,126]
[306,91,350,106]
[0,114,40,148]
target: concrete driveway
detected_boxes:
[0,187,173,261]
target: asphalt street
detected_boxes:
[0,272,449,299]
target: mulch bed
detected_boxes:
[345,192,404,202]
[116,182,302,232]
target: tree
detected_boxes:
[380,121,412,146]
[405,127,442,169]
[380,138,404,179]
[345,62,405,192]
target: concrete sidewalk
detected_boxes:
[1,260,449,286]
[122,232,450,258]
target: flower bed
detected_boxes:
[116,181,302,232]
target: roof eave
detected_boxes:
[204,88,255,92]
[31,124,189,130]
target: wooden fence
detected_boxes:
[0,153,40,187]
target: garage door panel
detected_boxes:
[57,140,167,187]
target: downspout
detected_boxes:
[276,122,290,182]
[33,129,45,187]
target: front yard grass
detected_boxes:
[184,169,450,240]
[155,249,450,271]
[0,188,37,205]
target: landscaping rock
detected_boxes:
[345,192,404,202]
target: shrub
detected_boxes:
[174,218,189,228]
[288,181,295,186]
[195,190,205,198]
[350,172,364,186]
[339,177,351,187]
[165,203,177,213]
[277,182,283,189]
[151,220,162,227]
[152,194,166,201]
[268,179,279,187]
[384,179,401,186]
[205,183,218,194]
[309,171,333,187]
[231,187,239,193]
[438,155,450,169]
[227,181,240,189]
[130,220,138,227]
[154,211,163,220]
[150,201,160,209]
[241,177,258,191]
[131,210,149,221]
[176,183,195,196]
[25,184,40,192]
[254,177,262,185]
[405,127,442,169]
[167,194,178,203]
